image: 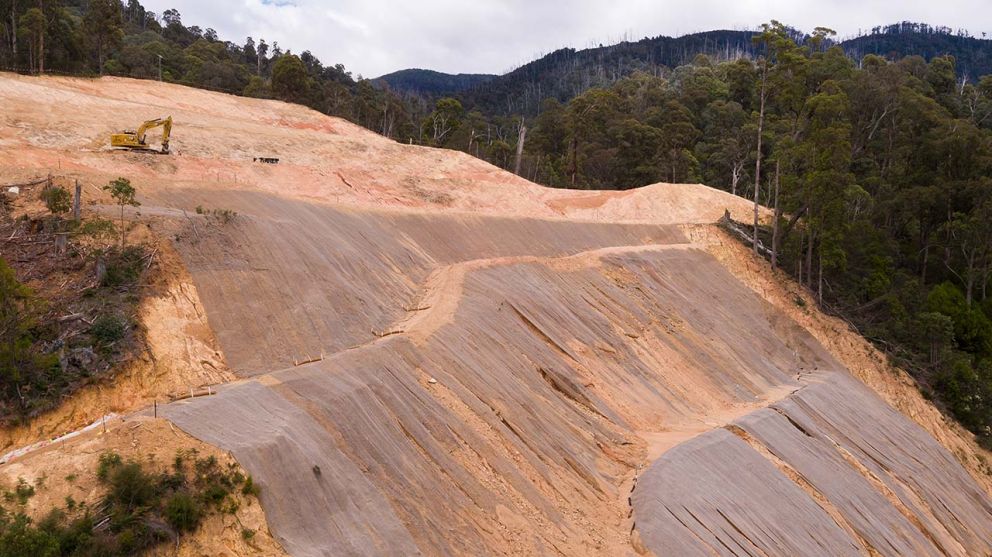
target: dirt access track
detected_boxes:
[1,73,991,556]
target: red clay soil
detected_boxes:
[2,74,991,556]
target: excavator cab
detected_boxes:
[111,116,172,154]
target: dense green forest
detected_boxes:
[386,23,992,117]
[510,23,992,447]
[374,69,494,96]
[2,3,992,447]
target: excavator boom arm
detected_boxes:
[135,117,172,147]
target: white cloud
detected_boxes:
[140,0,992,77]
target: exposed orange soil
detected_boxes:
[684,223,992,494]
[1,73,990,556]
[0,73,759,225]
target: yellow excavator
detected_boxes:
[111,116,172,154]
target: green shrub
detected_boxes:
[99,247,145,289]
[89,315,126,345]
[104,462,157,512]
[45,514,98,556]
[96,452,122,481]
[164,493,201,533]
[13,478,34,505]
[241,475,260,497]
[201,484,227,506]
[0,513,59,557]
[40,186,70,216]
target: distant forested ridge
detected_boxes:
[374,68,495,95]
[844,22,992,82]
[460,30,760,115]
[441,24,992,116]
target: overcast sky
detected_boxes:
[141,0,992,78]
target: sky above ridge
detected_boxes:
[141,0,992,77]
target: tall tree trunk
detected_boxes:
[944,206,952,267]
[771,161,781,269]
[921,243,929,285]
[10,2,16,59]
[38,0,43,73]
[966,252,976,307]
[798,229,805,285]
[818,253,823,306]
[513,120,527,176]
[806,229,815,289]
[568,136,578,187]
[73,179,81,222]
[752,62,768,255]
[982,261,989,301]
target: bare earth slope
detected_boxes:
[0,74,758,224]
[1,73,990,556]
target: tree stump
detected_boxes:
[73,179,81,222]
[54,233,67,255]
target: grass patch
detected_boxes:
[76,218,116,239]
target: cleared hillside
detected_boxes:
[0,74,990,556]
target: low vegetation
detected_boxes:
[194,205,238,224]
[0,178,149,423]
[0,449,259,555]
[0,257,62,418]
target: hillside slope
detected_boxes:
[0,73,756,224]
[374,69,496,95]
[441,26,992,115]
[1,74,990,556]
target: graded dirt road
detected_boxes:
[1,73,990,556]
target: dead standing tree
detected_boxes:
[752,50,769,256]
[513,118,527,176]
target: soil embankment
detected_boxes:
[2,73,990,556]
